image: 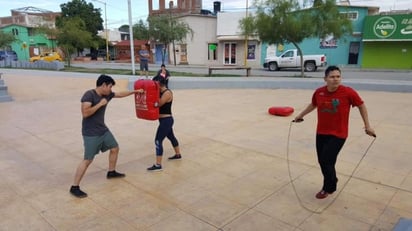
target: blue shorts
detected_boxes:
[140,60,148,71]
[83,131,118,160]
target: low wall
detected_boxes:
[0,60,65,71]
[127,76,412,93]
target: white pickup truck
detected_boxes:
[263,49,327,72]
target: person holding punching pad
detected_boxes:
[147,75,181,171]
[294,66,376,199]
[70,74,144,198]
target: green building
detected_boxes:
[362,14,412,69]
[0,24,55,61]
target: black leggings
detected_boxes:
[316,134,346,193]
[155,117,179,156]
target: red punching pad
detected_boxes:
[268,106,294,116]
[134,79,160,120]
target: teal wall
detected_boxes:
[277,36,362,66]
[260,6,370,67]
[363,42,412,69]
[1,25,54,61]
[1,25,28,60]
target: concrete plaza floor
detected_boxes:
[0,70,411,230]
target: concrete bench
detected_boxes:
[208,66,251,77]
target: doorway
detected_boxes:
[348,42,360,65]
[179,44,188,64]
[224,43,237,65]
[155,44,168,65]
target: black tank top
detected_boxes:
[159,89,172,114]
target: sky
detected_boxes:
[0,0,410,29]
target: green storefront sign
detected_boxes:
[363,14,412,41]
[209,44,217,50]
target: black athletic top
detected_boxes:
[159,89,172,115]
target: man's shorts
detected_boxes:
[140,60,148,71]
[83,131,118,160]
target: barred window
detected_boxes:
[208,43,218,61]
[340,11,358,20]
[12,28,19,36]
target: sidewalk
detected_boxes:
[69,61,412,79]
[0,71,411,230]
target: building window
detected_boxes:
[340,11,358,20]
[153,0,159,10]
[281,50,294,57]
[208,43,217,60]
[28,28,34,36]
[12,28,19,36]
[247,44,256,60]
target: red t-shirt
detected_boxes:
[312,85,364,139]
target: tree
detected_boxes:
[118,23,150,46]
[56,0,103,36]
[133,20,149,40]
[119,25,129,33]
[241,0,352,77]
[0,31,15,48]
[311,0,352,40]
[56,0,105,58]
[148,15,193,65]
[56,18,97,67]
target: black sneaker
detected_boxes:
[168,154,182,160]
[147,164,162,171]
[107,170,126,179]
[70,186,88,198]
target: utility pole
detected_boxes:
[92,0,109,62]
[169,1,176,66]
[128,0,136,74]
[244,0,249,66]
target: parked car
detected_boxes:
[263,49,327,72]
[0,50,18,61]
[91,49,115,61]
[30,52,62,62]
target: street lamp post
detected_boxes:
[92,0,109,61]
[128,0,136,75]
[244,0,249,67]
[169,2,176,66]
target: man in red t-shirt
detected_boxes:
[294,65,376,199]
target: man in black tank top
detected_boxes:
[147,76,181,171]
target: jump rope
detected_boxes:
[287,119,377,214]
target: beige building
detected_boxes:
[216,11,261,68]
[171,14,217,66]
[148,0,262,67]
[169,11,262,67]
